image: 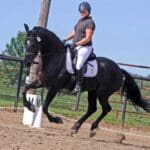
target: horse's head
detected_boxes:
[24,24,42,67]
[24,24,66,67]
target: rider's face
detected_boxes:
[80,10,89,18]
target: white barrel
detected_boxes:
[23,94,41,126]
[23,107,35,126]
[32,105,43,128]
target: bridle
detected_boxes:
[25,35,66,66]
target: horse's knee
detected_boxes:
[103,105,112,113]
[107,105,112,112]
[88,106,97,114]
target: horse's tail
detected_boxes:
[121,69,150,113]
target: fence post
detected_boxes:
[75,93,81,111]
[121,94,127,126]
[14,61,24,112]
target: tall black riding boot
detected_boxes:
[73,69,83,94]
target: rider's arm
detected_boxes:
[76,28,94,46]
[64,30,75,42]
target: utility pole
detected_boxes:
[38,0,51,27]
[27,0,51,94]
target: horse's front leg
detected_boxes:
[22,80,43,112]
[43,87,63,124]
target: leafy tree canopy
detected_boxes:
[0,31,27,86]
[2,31,26,57]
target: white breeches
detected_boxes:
[75,45,93,70]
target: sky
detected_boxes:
[0,0,150,76]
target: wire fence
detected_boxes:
[0,55,24,111]
[0,55,149,126]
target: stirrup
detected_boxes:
[73,84,81,94]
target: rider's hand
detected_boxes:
[62,39,70,47]
[62,39,67,43]
[70,43,77,49]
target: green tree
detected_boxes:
[2,31,26,57]
[0,31,26,86]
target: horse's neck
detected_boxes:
[42,52,66,75]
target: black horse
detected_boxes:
[23,24,150,136]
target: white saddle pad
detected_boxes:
[66,48,98,77]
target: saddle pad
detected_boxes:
[66,48,98,77]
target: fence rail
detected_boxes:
[0,55,24,62]
[73,62,150,125]
[0,55,149,126]
[118,62,150,69]
[118,63,150,125]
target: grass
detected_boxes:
[49,94,150,127]
[0,86,149,128]
[0,86,17,96]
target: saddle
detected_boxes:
[66,46,98,78]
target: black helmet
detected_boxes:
[79,2,91,14]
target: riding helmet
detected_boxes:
[79,2,91,14]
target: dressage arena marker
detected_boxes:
[22,94,43,128]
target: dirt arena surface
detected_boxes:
[0,110,149,150]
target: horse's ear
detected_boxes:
[24,23,29,34]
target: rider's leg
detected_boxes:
[73,68,83,93]
[73,46,93,93]
[76,45,93,70]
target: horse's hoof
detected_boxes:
[89,129,96,137]
[116,133,126,143]
[55,116,63,124]
[71,129,78,136]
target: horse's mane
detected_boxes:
[31,26,65,52]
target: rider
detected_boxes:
[63,2,96,93]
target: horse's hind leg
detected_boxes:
[43,87,63,124]
[90,92,112,137]
[71,90,97,135]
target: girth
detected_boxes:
[87,50,96,61]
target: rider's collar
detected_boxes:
[81,16,92,20]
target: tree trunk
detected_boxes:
[27,0,51,94]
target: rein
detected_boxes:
[39,52,58,57]
[26,50,65,66]
[26,35,66,57]
[25,50,62,58]
[25,35,66,66]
